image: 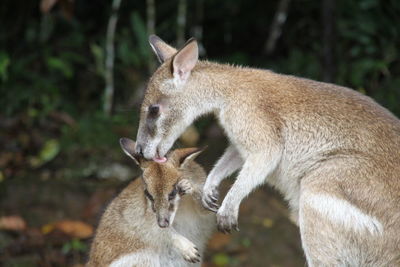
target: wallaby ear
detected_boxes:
[119,138,142,166]
[149,35,177,63]
[172,38,198,84]
[171,146,206,168]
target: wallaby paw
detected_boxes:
[182,244,201,263]
[176,236,201,263]
[202,186,219,212]
[216,207,239,234]
[177,179,193,195]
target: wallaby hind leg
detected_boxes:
[298,164,398,267]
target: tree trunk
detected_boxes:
[104,0,122,116]
[192,0,206,56]
[322,0,336,82]
[146,0,156,73]
[264,0,291,55]
[176,0,187,47]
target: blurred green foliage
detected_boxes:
[62,238,88,254]
[0,0,399,155]
[117,11,152,68]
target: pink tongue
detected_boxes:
[153,156,167,163]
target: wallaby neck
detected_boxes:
[189,61,273,115]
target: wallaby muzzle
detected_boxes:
[156,211,171,228]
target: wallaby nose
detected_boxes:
[158,218,169,228]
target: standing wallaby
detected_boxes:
[87,138,214,267]
[134,35,400,266]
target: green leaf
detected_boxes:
[61,242,72,254]
[40,139,60,163]
[212,253,230,266]
[47,57,73,78]
[0,52,10,82]
[71,238,88,252]
[90,43,105,75]
[30,139,60,168]
[61,239,88,254]
[130,11,150,59]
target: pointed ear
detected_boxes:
[172,38,198,84]
[119,138,142,166]
[171,146,206,168]
[149,35,177,63]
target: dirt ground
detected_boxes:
[0,126,306,267]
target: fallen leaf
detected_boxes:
[56,220,93,239]
[41,223,55,235]
[46,220,93,239]
[0,215,27,231]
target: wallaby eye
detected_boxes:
[168,187,178,200]
[148,104,160,118]
[144,189,154,202]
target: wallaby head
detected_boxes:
[119,137,203,228]
[135,35,202,161]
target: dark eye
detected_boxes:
[148,104,160,118]
[168,187,178,200]
[144,189,154,202]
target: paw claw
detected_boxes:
[177,237,201,263]
[202,200,219,212]
[202,186,220,212]
[216,208,239,234]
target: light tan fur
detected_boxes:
[87,139,214,267]
[135,36,400,266]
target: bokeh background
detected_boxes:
[1,0,399,266]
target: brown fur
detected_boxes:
[135,36,400,266]
[87,144,214,267]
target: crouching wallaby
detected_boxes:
[87,138,214,267]
[134,35,400,266]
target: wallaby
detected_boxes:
[134,35,400,266]
[87,138,214,267]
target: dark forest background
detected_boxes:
[0,0,399,266]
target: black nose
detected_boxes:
[158,218,169,228]
[136,144,143,156]
[148,104,160,117]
